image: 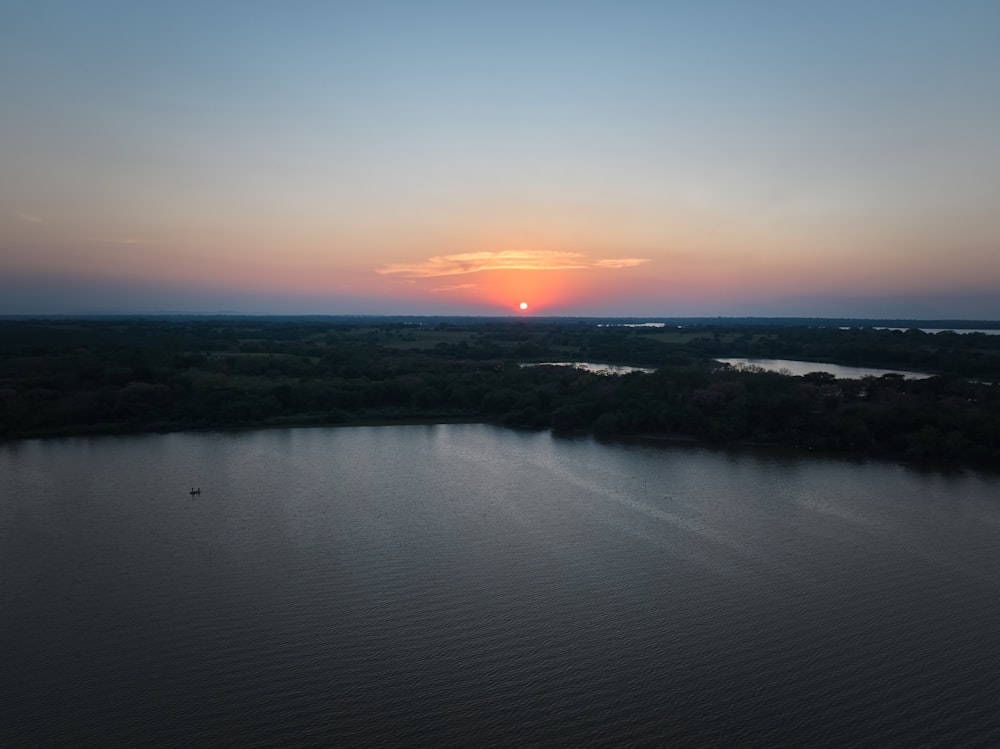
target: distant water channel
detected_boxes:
[874,327,1000,335]
[521,361,655,375]
[3,425,1000,746]
[717,357,933,379]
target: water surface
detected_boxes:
[3,425,999,746]
[874,327,1000,335]
[717,357,932,379]
[521,361,655,375]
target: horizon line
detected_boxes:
[2,312,999,326]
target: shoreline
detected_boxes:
[4,417,994,475]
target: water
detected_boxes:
[598,322,669,328]
[717,357,932,379]
[3,425,1000,746]
[874,327,1000,335]
[521,361,656,375]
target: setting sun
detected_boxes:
[519,302,528,311]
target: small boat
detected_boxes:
[189,487,201,495]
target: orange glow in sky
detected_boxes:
[458,268,580,314]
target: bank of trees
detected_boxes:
[1,317,998,467]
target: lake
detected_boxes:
[3,425,1000,746]
[717,357,933,379]
[521,361,656,375]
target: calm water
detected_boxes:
[521,361,656,375]
[874,327,1000,335]
[717,357,932,379]
[3,425,1000,746]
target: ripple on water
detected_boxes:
[2,425,999,746]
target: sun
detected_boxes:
[519,301,529,311]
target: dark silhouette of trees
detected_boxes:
[1,317,998,468]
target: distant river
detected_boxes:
[717,357,933,379]
[3,425,1000,746]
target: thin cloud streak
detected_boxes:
[378,250,648,278]
[594,258,648,269]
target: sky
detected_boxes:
[2,0,999,318]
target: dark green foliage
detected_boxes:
[1,317,998,468]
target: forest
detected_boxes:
[2,316,999,468]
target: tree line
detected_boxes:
[1,317,998,467]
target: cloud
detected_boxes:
[594,257,649,269]
[430,283,478,293]
[17,212,46,224]
[378,250,648,278]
